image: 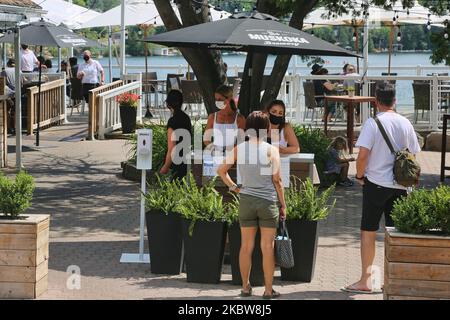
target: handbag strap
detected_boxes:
[279,220,289,239]
[374,116,396,155]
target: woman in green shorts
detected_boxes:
[218,111,286,299]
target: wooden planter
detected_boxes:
[384,227,450,300]
[0,215,50,299]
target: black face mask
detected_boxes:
[83,55,90,62]
[269,113,284,126]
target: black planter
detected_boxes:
[228,223,264,286]
[146,210,183,275]
[280,220,319,282]
[119,105,137,134]
[182,219,227,284]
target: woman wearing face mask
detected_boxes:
[77,50,105,104]
[160,90,192,180]
[266,100,300,155]
[204,85,246,154]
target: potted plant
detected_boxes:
[117,92,140,134]
[347,86,355,97]
[0,172,49,299]
[226,195,265,286]
[145,176,184,275]
[384,186,450,300]
[281,177,336,282]
[176,174,229,284]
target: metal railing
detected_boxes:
[97,81,143,140]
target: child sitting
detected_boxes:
[325,136,355,187]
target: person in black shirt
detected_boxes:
[160,90,192,180]
[312,67,337,122]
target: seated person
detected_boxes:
[325,136,355,187]
[312,66,337,122]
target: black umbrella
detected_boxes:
[144,11,360,112]
[0,20,101,147]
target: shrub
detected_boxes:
[0,171,35,218]
[292,125,331,181]
[392,186,450,235]
[145,175,183,214]
[176,173,235,235]
[285,177,336,221]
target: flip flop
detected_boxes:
[240,285,252,297]
[340,286,382,294]
[263,289,281,300]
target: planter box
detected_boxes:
[228,223,264,286]
[182,219,227,284]
[121,161,154,183]
[281,220,319,282]
[384,227,450,300]
[146,210,183,275]
[0,214,50,299]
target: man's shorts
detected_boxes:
[239,193,279,229]
[361,179,407,232]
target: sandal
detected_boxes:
[240,285,252,297]
[263,289,281,300]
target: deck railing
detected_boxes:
[26,79,66,135]
[97,81,143,140]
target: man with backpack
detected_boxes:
[342,82,421,294]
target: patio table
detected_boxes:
[324,95,376,154]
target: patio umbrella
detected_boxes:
[144,11,359,111]
[0,20,101,146]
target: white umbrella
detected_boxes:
[31,0,101,30]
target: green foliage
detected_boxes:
[127,122,168,171]
[0,172,35,218]
[392,186,450,235]
[292,125,331,180]
[285,177,336,221]
[176,174,235,236]
[145,175,183,214]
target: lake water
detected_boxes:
[92,52,449,111]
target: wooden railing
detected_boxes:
[97,81,143,140]
[27,79,65,135]
[87,80,123,140]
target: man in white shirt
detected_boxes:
[343,82,421,294]
[20,44,41,73]
[77,50,105,103]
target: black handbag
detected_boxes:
[275,220,295,269]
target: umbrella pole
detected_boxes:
[143,25,153,118]
[246,52,254,114]
[355,28,360,74]
[108,26,113,83]
[37,45,43,147]
[388,25,394,75]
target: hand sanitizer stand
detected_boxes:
[120,129,152,263]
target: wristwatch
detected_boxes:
[229,184,239,192]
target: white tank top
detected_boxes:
[213,112,239,149]
[272,128,288,148]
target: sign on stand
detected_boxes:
[120,129,152,264]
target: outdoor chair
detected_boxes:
[142,72,157,93]
[303,81,323,124]
[69,77,84,115]
[166,73,183,94]
[412,82,431,123]
[180,80,204,119]
[185,72,195,80]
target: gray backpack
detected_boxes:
[374,116,421,187]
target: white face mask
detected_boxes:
[215,101,226,110]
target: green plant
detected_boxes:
[176,173,232,236]
[0,171,35,218]
[392,186,450,235]
[285,177,336,221]
[145,175,183,214]
[292,125,332,181]
[127,122,167,170]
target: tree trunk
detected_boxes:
[260,0,319,108]
[154,0,224,114]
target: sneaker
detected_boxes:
[338,180,353,187]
